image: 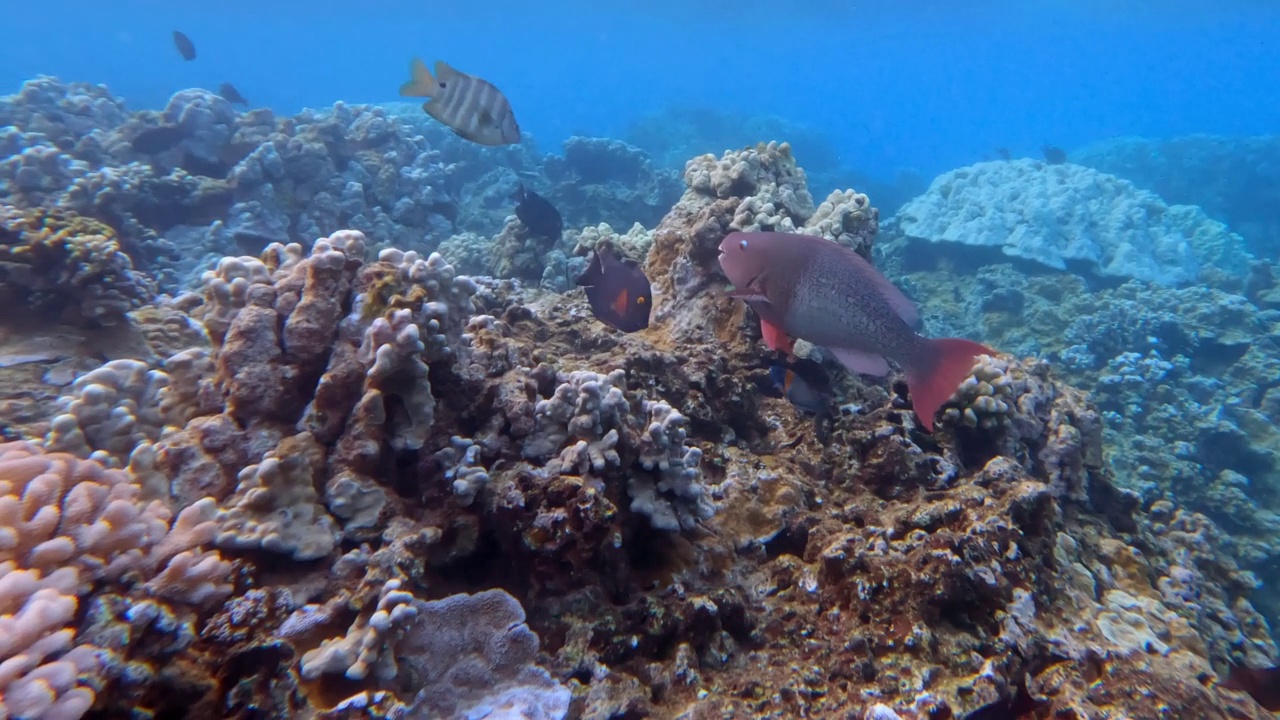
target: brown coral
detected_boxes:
[0,204,150,328]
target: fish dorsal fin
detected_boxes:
[399,57,438,97]
[575,250,604,287]
[843,249,921,329]
[434,60,464,83]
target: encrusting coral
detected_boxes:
[0,205,150,329]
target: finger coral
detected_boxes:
[0,442,231,720]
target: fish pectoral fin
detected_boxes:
[828,347,890,377]
[400,57,438,97]
[477,108,494,126]
[726,288,770,304]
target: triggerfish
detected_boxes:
[399,58,521,146]
[512,183,562,240]
[575,245,652,333]
[718,230,994,431]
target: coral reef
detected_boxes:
[0,442,232,719]
[1074,134,1280,258]
[880,214,1280,625]
[298,580,570,717]
[543,136,682,231]
[0,205,150,328]
[1,83,1276,719]
[0,80,682,290]
[894,159,1252,286]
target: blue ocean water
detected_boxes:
[4,0,1278,183]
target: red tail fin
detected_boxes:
[904,338,994,432]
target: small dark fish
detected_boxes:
[513,183,562,240]
[219,83,248,106]
[1220,663,1280,711]
[129,125,184,154]
[1041,145,1067,164]
[963,675,1045,720]
[763,357,830,416]
[399,57,520,146]
[996,147,1011,161]
[575,244,652,333]
[757,356,834,442]
[172,31,196,61]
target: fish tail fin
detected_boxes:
[905,338,994,432]
[399,57,438,97]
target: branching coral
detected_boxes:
[0,442,232,720]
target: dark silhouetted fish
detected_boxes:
[172,31,196,61]
[1041,145,1067,164]
[719,231,993,432]
[763,357,830,417]
[963,675,1045,719]
[513,183,562,240]
[758,355,834,441]
[129,125,184,154]
[576,244,652,333]
[996,147,1011,161]
[219,83,248,106]
[398,57,520,146]
[1221,663,1280,711]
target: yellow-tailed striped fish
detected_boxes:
[399,58,521,146]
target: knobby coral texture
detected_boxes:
[878,157,1280,626]
[0,82,1277,720]
[0,77,680,292]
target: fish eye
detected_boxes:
[738,239,749,250]
[637,296,646,305]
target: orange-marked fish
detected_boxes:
[719,230,994,431]
[576,244,652,333]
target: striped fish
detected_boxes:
[398,58,521,146]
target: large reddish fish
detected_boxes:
[718,230,993,431]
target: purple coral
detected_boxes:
[399,589,570,720]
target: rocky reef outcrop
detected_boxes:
[0,127,1275,720]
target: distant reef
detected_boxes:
[0,76,683,289]
[1074,133,1280,259]
[879,156,1280,625]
